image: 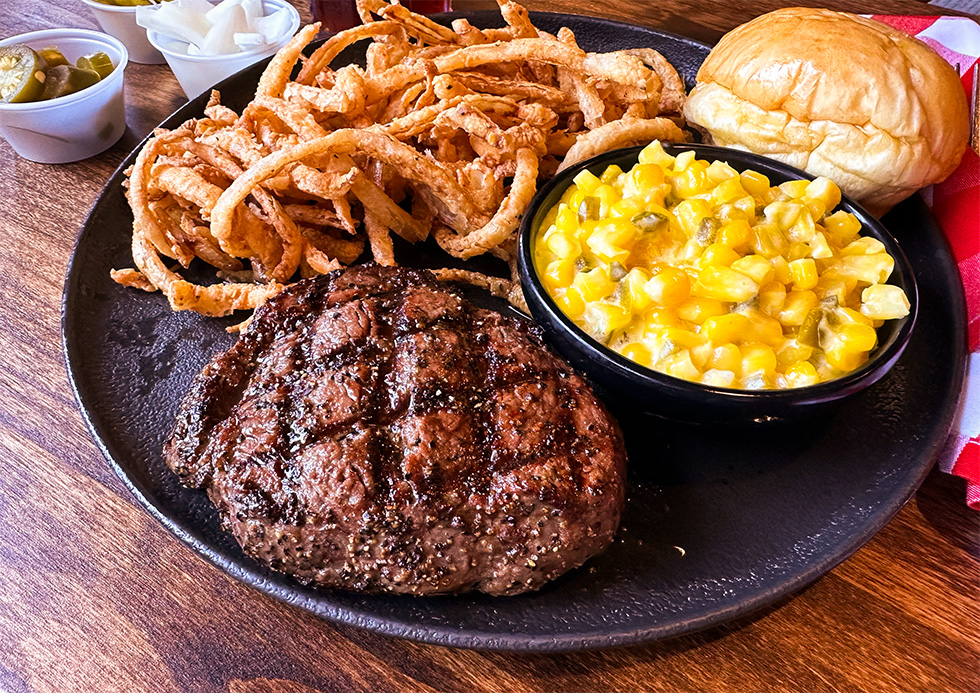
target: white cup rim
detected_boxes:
[0,28,129,111]
[144,0,300,61]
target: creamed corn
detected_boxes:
[533,141,911,389]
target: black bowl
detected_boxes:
[517,143,919,425]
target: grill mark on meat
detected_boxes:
[164,265,627,595]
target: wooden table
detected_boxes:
[1,0,977,690]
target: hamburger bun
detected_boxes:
[683,8,970,216]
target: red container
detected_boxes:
[311,0,452,34]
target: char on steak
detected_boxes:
[165,265,627,595]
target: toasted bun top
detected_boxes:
[684,8,970,215]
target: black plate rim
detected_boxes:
[61,12,968,652]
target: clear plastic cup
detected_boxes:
[80,0,166,65]
[146,0,301,100]
[0,29,129,164]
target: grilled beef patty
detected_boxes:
[165,265,627,596]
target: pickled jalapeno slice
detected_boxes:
[0,44,114,103]
[76,51,114,79]
[39,64,100,100]
[0,44,45,103]
[37,46,69,70]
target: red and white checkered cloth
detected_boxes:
[870,15,980,509]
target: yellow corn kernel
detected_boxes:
[702,369,737,388]
[673,198,711,237]
[837,322,878,352]
[861,284,910,320]
[677,296,727,324]
[710,343,742,372]
[751,221,788,258]
[693,266,759,303]
[663,349,701,381]
[787,241,810,261]
[622,342,652,367]
[644,308,682,331]
[741,343,777,383]
[731,194,758,220]
[815,270,857,304]
[555,204,578,235]
[674,150,697,171]
[779,290,818,326]
[664,326,708,351]
[643,186,671,210]
[784,361,820,388]
[829,306,875,328]
[808,231,834,259]
[771,255,793,284]
[758,281,787,316]
[544,229,581,259]
[702,313,752,344]
[583,301,631,339]
[623,267,652,312]
[804,177,841,213]
[776,339,813,367]
[757,184,784,207]
[740,169,771,198]
[645,267,690,307]
[823,335,869,372]
[779,179,810,200]
[706,160,739,184]
[554,287,586,317]
[671,160,708,198]
[789,258,819,290]
[681,239,706,263]
[841,236,886,256]
[718,219,752,248]
[698,243,741,268]
[610,197,645,219]
[731,254,773,285]
[630,163,666,191]
[742,309,784,347]
[764,200,804,232]
[824,210,862,247]
[600,164,624,184]
[572,168,602,195]
[593,183,620,218]
[690,340,715,371]
[804,198,827,223]
[572,267,615,302]
[543,258,576,290]
[587,218,636,264]
[714,204,744,226]
[710,176,745,205]
[840,253,894,284]
[638,140,674,168]
[788,208,816,243]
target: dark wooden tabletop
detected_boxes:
[1,0,978,691]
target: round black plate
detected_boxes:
[62,13,967,652]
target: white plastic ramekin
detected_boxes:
[146,0,301,100]
[80,0,166,65]
[0,29,129,164]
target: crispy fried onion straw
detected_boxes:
[111,0,691,320]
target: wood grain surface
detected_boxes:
[1,1,977,691]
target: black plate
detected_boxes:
[62,13,967,652]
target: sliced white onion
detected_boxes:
[139,0,289,55]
